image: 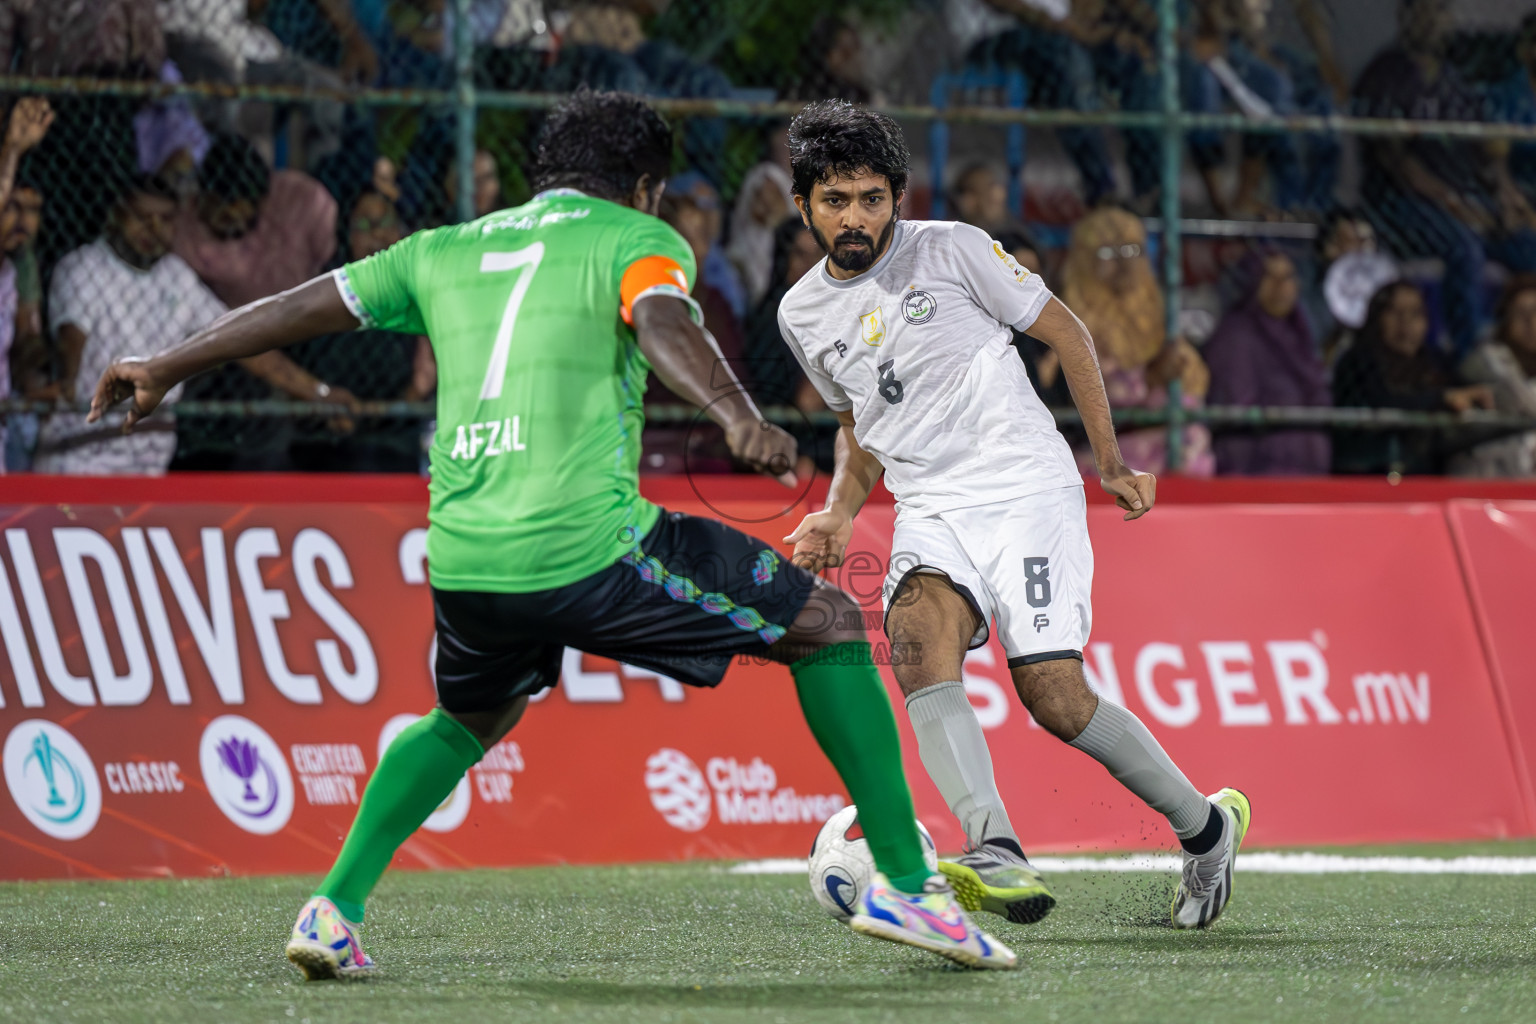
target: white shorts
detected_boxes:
[881,485,1093,667]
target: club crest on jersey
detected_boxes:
[902,289,937,325]
[860,307,886,347]
[992,240,1031,283]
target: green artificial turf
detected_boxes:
[1,844,1533,1024]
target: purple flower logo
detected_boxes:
[215,734,278,818]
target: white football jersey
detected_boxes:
[777,219,1079,516]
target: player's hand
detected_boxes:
[785,508,854,574]
[5,97,53,153]
[88,358,169,433]
[726,417,798,487]
[1099,462,1156,521]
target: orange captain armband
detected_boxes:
[620,255,702,326]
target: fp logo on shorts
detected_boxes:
[645,748,711,831]
[199,715,294,835]
[3,720,102,841]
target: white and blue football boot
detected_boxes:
[285,896,376,980]
[849,873,1018,970]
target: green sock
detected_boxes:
[791,641,930,894]
[315,709,484,923]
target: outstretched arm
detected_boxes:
[785,409,880,573]
[88,275,359,430]
[632,293,797,485]
[1028,296,1156,520]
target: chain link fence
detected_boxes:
[2,0,1536,477]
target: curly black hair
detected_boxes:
[532,90,674,202]
[787,100,909,202]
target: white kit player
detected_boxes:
[779,100,1251,930]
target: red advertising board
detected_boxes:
[1445,500,1536,819]
[0,478,1531,881]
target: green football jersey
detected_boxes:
[337,189,699,592]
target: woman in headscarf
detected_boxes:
[1332,280,1494,474]
[725,161,795,310]
[1059,206,1215,475]
[1203,247,1331,474]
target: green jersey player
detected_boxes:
[89,92,1017,974]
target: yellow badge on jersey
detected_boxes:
[992,240,1031,283]
[860,306,886,347]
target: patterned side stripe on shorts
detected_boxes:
[622,550,787,644]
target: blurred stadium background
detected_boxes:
[2,3,1536,1021]
[5,0,1536,474]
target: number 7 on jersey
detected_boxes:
[478,244,545,400]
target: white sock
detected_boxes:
[905,680,1020,848]
[1068,698,1209,837]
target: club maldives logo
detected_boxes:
[379,714,471,832]
[3,721,102,841]
[644,748,711,832]
[199,716,293,835]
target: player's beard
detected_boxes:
[813,211,898,273]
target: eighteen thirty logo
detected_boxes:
[199,716,293,835]
[3,720,102,840]
[644,748,711,832]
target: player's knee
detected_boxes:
[446,695,528,752]
[777,583,867,661]
[1011,658,1096,741]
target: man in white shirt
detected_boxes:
[779,100,1249,931]
[34,174,226,475]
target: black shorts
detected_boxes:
[432,509,818,712]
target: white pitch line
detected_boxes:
[729,853,1536,876]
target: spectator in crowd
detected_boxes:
[0,98,52,472]
[160,0,377,166]
[560,2,734,185]
[725,162,795,310]
[746,215,824,410]
[446,149,505,219]
[1450,275,1536,477]
[1482,12,1536,204]
[1309,207,1399,364]
[401,141,505,228]
[0,0,163,77]
[1353,0,1536,355]
[642,185,752,474]
[950,162,1023,238]
[32,175,225,475]
[657,184,748,381]
[172,134,360,468]
[666,172,747,322]
[793,13,880,106]
[288,185,428,472]
[1203,248,1331,474]
[1059,206,1215,475]
[948,0,1118,204]
[1332,280,1494,475]
[134,60,211,205]
[176,134,340,311]
[743,215,825,479]
[1197,0,1340,218]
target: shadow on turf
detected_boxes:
[462,976,999,1007]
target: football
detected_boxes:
[807,805,939,921]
